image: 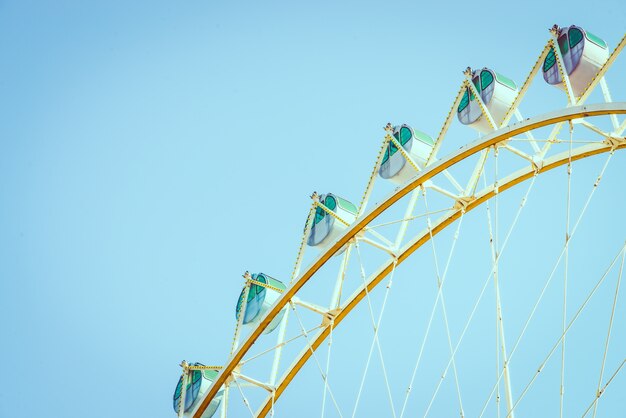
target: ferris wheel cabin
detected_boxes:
[235,273,286,334]
[457,68,518,133]
[307,193,357,252]
[542,25,609,97]
[378,124,434,184]
[173,364,223,418]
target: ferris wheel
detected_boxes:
[174,24,626,418]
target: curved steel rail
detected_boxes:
[194,103,626,418]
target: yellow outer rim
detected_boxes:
[194,103,626,418]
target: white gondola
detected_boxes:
[379,124,434,184]
[235,273,286,334]
[457,68,518,133]
[173,364,224,418]
[307,193,357,252]
[543,25,609,97]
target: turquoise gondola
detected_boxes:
[235,273,286,334]
[378,124,434,184]
[172,364,223,418]
[457,68,518,133]
[543,25,609,97]
[307,193,357,252]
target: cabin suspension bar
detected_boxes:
[247,278,285,294]
[513,109,541,153]
[357,133,389,216]
[465,67,497,131]
[289,199,317,284]
[315,200,351,227]
[178,361,189,418]
[385,127,422,174]
[501,42,552,127]
[230,274,252,355]
[428,80,468,165]
[187,365,224,370]
[549,36,576,105]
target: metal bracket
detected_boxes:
[322,308,341,327]
[453,196,475,211]
[604,135,626,150]
[224,365,241,386]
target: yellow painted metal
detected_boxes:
[357,133,390,216]
[387,133,422,173]
[427,80,469,165]
[551,38,576,105]
[253,124,626,418]
[289,199,317,284]
[192,103,626,418]
[500,42,552,127]
[466,72,497,131]
[315,200,351,227]
[187,365,224,370]
[230,280,251,356]
[248,278,285,294]
[578,32,626,103]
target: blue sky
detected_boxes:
[1,1,625,417]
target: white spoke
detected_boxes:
[421,187,465,418]
[560,122,574,418]
[291,304,344,418]
[367,207,454,230]
[478,150,616,417]
[508,138,601,144]
[233,374,256,417]
[320,323,334,418]
[483,149,515,418]
[351,242,398,418]
[483,171,502,418]
[399,211,466,418]
[243,325,324,365]
[505,243,626,417]
[591,245,625,418]
[581,359,626,418]
[425,173,538,418]
[617,116,626,136]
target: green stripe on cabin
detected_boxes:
[203,369,219,380]
[336,196,357,215]
[265,276,286,291]
[414,129,434,145]
[586,31,607,49]
[495,72,517,90]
